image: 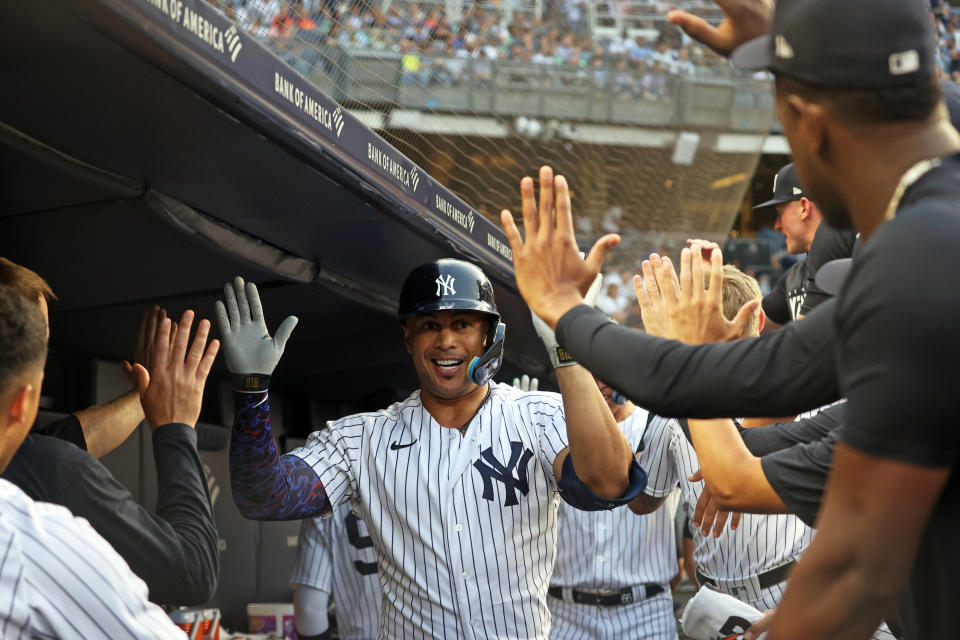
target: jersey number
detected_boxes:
[344,512,378,576]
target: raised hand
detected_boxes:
[512,375,539,392]
[501,166,620,330]
[133,310,219,430]
[667,0,773,57]
[214,277,298,376]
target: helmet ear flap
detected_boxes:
[469,322,506,386]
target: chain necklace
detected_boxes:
[458,385,491,437]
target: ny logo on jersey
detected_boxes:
[473,442,534,507]
[435,274,456,296]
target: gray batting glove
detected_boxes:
[215,276,298,391]
[532,273,603,368]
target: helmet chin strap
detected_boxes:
[468,323,506,386]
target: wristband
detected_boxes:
[232,374,271,393]
[549,345,577,368]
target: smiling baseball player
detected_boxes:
[217,255,647,636]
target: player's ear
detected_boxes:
[757,308,766,334]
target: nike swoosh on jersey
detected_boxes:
[389,440,418,451]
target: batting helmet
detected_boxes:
[398,259,506,386]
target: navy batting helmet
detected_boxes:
[398,259,506,386]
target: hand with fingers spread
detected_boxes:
[639,247,759,345]
[512,374,539,392]
[215,276,298,391]
[667,0,773,57]
[690,469,742,537]
[501,166,620,330]
[632,254,671,339]
[132,310,220,430]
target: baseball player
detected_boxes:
[630,266,813,612]
[548,378,680,640]
[290,503,382,640]
[217,255,647,638]
[753,163,856,325]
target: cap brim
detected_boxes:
[731,35,772,72]
[752,197,795,210]
[815,258,852,296]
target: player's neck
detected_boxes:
[421,383,490,430]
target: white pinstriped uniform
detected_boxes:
[549,407,680,640]
[639,416,814,611]
[289,382,574,639]
[290,503,382,640]
[0,478,185,639]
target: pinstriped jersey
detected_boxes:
[551,407,679,590]
[289,382,570,640]
[639,416,813,585]
[290,504,382,640]
[0,479,185,639]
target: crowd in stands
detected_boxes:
[934,2,960,81]
[213,0,731,92]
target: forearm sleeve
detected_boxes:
[230,391,330,520]
[555,303,840,418]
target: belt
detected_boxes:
[696,560,795,592]
[547,584,665,607]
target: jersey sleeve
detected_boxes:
[289,517,333,592]
[637,417,680,498]
[528,394,570,485]
[555,302,841,419]
[289,424,358,510]
[838,208,960,469]
[740,403,845,456]
[761,431,837,527]
[762,269,792,325]
[799,226,857,316]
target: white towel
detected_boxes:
[680,585,765,640]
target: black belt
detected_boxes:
[547,584,664,607]
[696,560,795,592]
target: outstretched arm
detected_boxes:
[230,390,330,520]
[216,277,330,521]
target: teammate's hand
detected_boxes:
[501,166,620,329]
[214,276,298,375]
[638,248,759,344]
[690,469,742,537]
[122,305,166,387]
[667,0,773,57]
[512,374,539,392]
[633,254,670,338]
[742,608,775,640]
[133,310,219,430]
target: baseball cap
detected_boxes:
[731,0,936,88]
[815,237,863,296]
[753,163,803,210]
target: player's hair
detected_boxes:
[776,73,941,125]
[0,258,57,304]
[713,265,762,336]
[0,286,48,394]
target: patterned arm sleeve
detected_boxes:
[230,391,331,521]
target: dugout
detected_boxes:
[0,0,550,630]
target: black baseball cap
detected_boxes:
[753,163,803,210]
[732,0,936,88]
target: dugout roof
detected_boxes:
[0,0,549,403]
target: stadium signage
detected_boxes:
[143,0,242,62]
[367,142,414,191]
[487,233,513,261]
[273,71,336,134]
[435,195,475,233]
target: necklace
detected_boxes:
[884,158,942,221]
[458,385,491,437]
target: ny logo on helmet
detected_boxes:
[435,274,456,296]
